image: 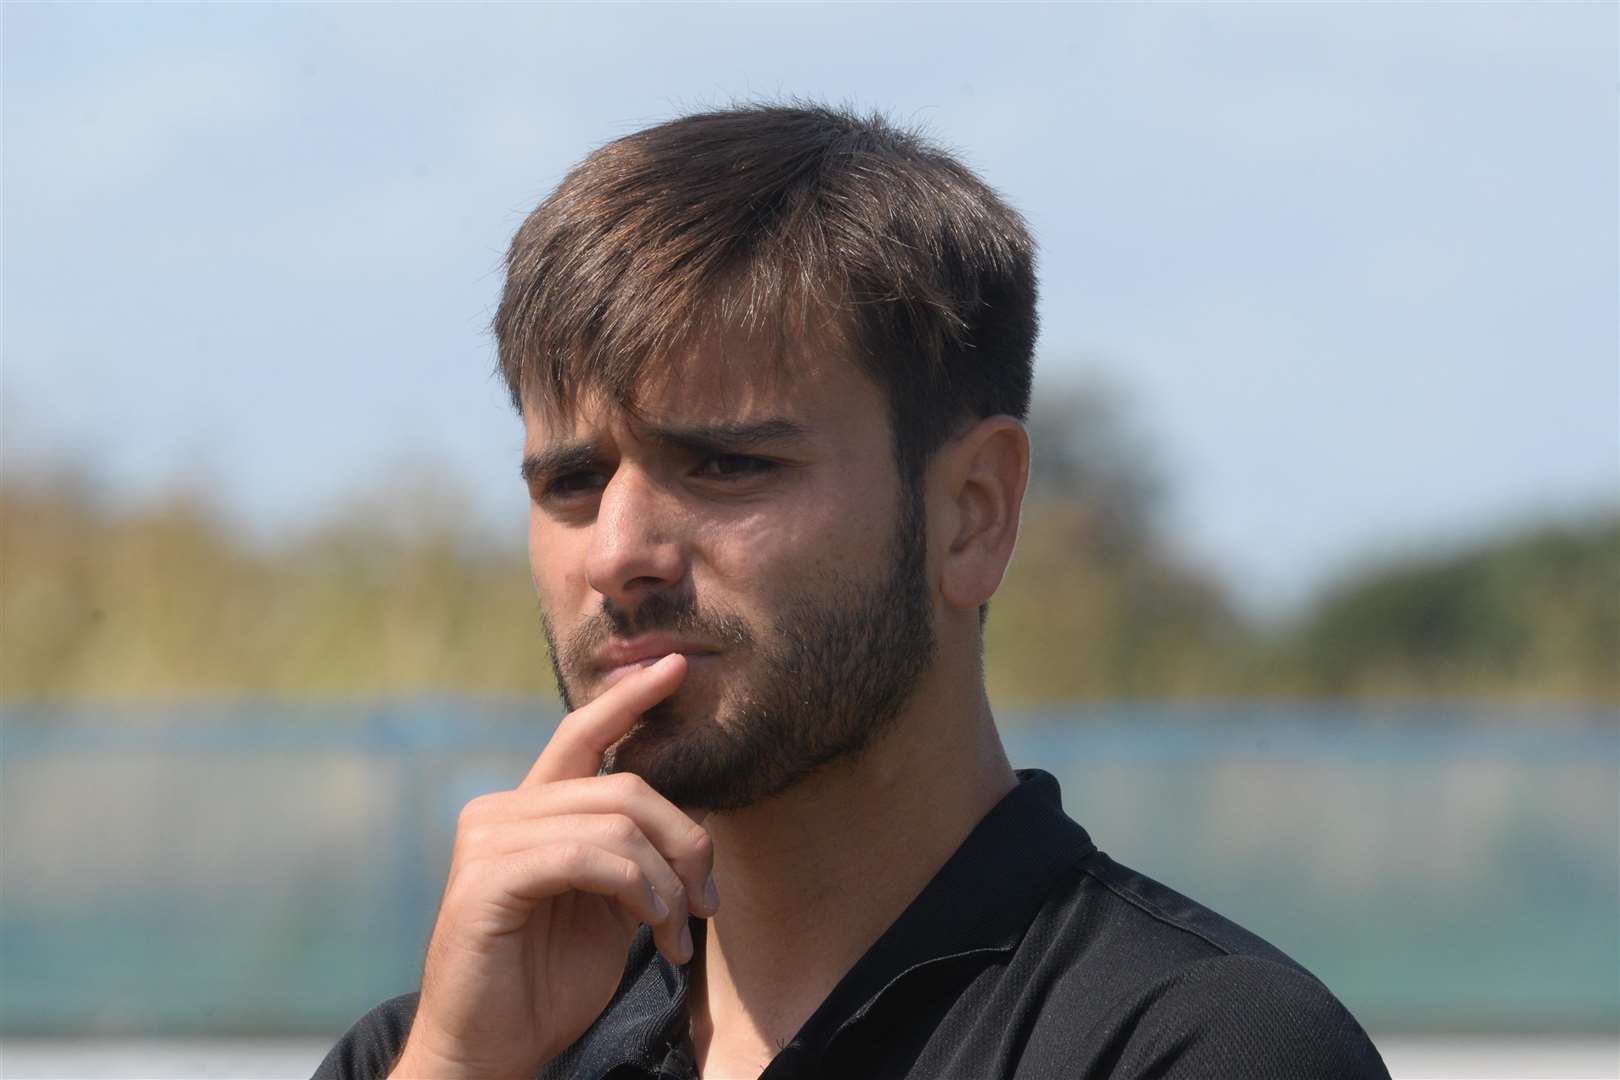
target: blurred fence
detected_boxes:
[2,702,1616,1039]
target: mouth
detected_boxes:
[592,636,721,691]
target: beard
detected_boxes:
[538,487,936,812]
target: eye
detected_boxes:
[695,454,776,479]
[538,470,607,501]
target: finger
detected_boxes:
[499,830,693,967]
[461,811,691,930]
[475,775,718,915]
[452,843,670,939]
[523,653,688,788]
[563,816,693,964]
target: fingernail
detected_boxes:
[680,923,694,962]
[703,875,719,914]
[652,891,670,921]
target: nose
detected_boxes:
[584,466,688,612]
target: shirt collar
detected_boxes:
[571,768,1095,1077]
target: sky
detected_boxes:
[4,3,1616,615]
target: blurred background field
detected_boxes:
[4,388,1616,1079]
[3,702,1617,1074]
[4,400,1616,706]
[3,3,1617,1078]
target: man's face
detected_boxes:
[522,341,936,812]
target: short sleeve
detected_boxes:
[311,993,420,1080]
[1110,956,1390,1080]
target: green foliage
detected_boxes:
[3,386,1614,707]
[0,469,557,701]
[986,499,1242,702]
[987,380,1245,702]
[1280,517,1619,704]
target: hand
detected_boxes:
[388,653,718,1080]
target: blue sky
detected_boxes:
[5,3,1615,614]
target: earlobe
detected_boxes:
[938,417,1029,611]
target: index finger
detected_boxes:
[523,652,688,787]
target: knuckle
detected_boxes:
[600,813,639,844]
[460,822,494,852]
[551,840,588,871]
[457,793,497,829]
[619,860,645,893]
[686,826,714,863]
[449,857,492,897]
[607,772,648,800]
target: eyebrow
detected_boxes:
[521,417,810,484]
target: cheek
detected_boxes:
[526,513,540,579]
[528,517,589,608]
[698,493,878,593]
[526,512,549,595]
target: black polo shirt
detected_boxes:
[316,769,1389,1079]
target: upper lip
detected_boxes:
[591,635,720,672]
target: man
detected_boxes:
[316,104,1388,1080]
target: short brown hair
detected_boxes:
[494,103,1038,485]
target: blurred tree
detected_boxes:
[987,379,1244,703]
[1280,515,1619,706]
[4,399,1614,708]
[0,469,553,702]
[1023,379,1165,561]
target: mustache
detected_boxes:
[558,590,755,673]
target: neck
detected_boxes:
[686,674,1016,1074]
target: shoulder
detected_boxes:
[1022,853,1388,1077]
[311,993,418,1080]
[1102,955,1390,1079]
[1070,851,1303,967]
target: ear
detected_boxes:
[928,416,1030,612]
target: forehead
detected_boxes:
[522,333,888,447]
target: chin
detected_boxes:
[602,685,708,760]
[603,695,767,811]
[639,681,732,743]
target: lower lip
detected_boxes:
[598,653,715,691]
